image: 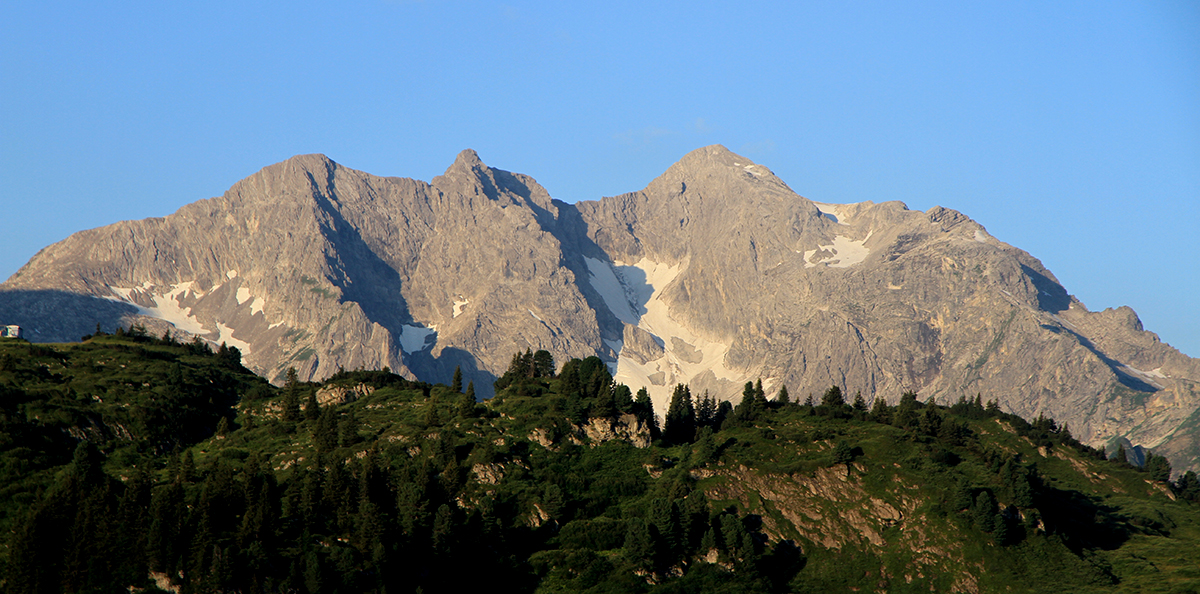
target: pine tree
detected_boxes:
[852,390,867,412]
[776,385,790,405]
[465,381,475,401]
[451,366,463,393]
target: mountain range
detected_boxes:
[2,145,1197,470]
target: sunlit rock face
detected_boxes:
[4,145,1199,469]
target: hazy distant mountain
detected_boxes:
[3,146,1198,468]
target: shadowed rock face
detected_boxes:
[3,145,1198,469]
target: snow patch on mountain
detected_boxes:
[802,233,872,268]
[214,321,252,354]
[453,298,470,318]
[812,202,851,225]
[584,257,638,324]
[106,282,208,335]
[399,325,436,354]
[602,258,749,413]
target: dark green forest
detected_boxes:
[1,332,1200,593]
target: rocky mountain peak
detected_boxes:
[3,147,1199,472]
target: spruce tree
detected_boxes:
[753,379,768,409]
[776,385,790,405]
[451,366,463,393]
[821,385,844,408]
[663,384,696,444]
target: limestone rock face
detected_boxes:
[0,151,601,395]
[2,145,1198,470]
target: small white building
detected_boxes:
[0,325,22,339]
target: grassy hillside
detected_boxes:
[2,338,1199,593]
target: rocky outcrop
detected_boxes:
[2,145,1198,470]
[580,413,653,448]
[315,383,375,406]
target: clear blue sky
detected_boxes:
[2,1,1197,356]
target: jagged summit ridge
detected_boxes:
[2,147,1198,470]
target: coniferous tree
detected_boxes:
[613,384,633,412]
[696,390,717,427]
[1146,453,1172,482]
[457,392,477,418]
[1112,443,1129,466]
[339,410,361,447]
[465,381,475,401]
[624,517,656,571]
[314,407,339,453]
[776,385,790,405]
[451,366,463,393]
[1175,471,1200,501]
[282,367,301,424]
[732,381,761,424]
[894,391,920,428]
[663,384,696,444]
[821,385,845,408]
[593,380,617,418]
[832,440,854,465]
[304,389,320,421]
[852,391,867,412]
[753,379,768,409]
[533,349,555,378]
[634,388,658,438]
[869,396,892,424]
[714,400,733,430]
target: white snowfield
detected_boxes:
[214,321,252,354]
[803,232,872,268]
[452,298,470,318]
[586,257,753,413]
[811,202,851,225]
[107,282,208,335]
[399,324,436,354]
[105,282,256,354]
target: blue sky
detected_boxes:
[2,1,1197,356]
